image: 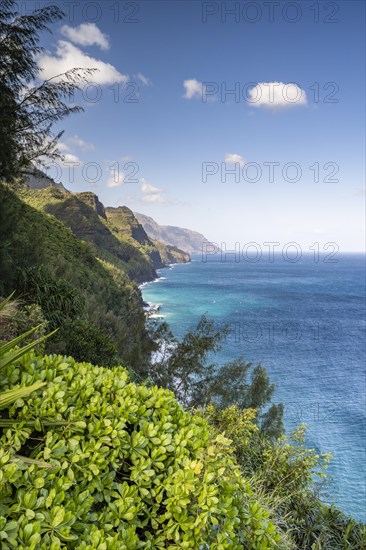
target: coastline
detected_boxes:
[136,253,366,522]
[139,264,172,319]
[139,258,192,319]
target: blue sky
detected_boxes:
[32,0,365,251]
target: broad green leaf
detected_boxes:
[0,382,46,408]
[0,329,58,371]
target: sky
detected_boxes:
[27,0,365,251]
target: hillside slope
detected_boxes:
[106,206,190,267]
[21,188,156,283]
[153,239,191,265]
[0,184,151,368]
[21,165,69,193]
[134,211,213,253]
[20,188,189,283]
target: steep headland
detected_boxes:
[20,187,190,283]
[134,211,213,254]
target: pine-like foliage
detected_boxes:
[0,0,95,180]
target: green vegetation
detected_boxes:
[0,295,47,347]
[101,204,161,272]
[20,187,158,283]
[0,183,191,367]
[152,240,190,266]
[20,188,190,282]
[105,206,189,267]
[0,345,364,549]
[0,184,151,370]
[0,351,283,549]
[145,316,284,439]
[1,2,365,547]
[202,406,366,549]
[0,0,93,180]
[0,294,52,409]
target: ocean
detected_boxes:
[141,252,366,522]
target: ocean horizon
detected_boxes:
[141,252,366,522]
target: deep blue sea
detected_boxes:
[141,253,366,522]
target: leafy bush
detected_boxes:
[202,405,366,550]
[0,351,284,549]
[0,294,53,410]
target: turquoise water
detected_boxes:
[141,253,366,522]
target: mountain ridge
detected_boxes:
[20,187,190,283]
[20,166,201,259]
[134,211,213,254]
[0,183,151,368]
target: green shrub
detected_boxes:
[0,351,284,549]
[18,266,84,329]
[49,320,118,367]
[0,298,48,349]
[202,405,366,550]
[0,293,54,411]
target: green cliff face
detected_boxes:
[153,240,190,265]
[0,180,190,367]
[77,191,107,219]
[105,206,190,269]
[105,206,165,271]
[0,184,150,368]
[20,188,190,284]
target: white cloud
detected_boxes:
[136,73,151,86]
[141,179,160,194]
[107,169,125,188]
[68,135,95,151]
[58,136,94,153]
[183,79,204,99]
[61,23,109,50]
[224,153,245,167]
[141,178,164,203]
[143,194,164,203]
[61,153,81,165]
[38,41,128,84]
[248,82,307,109]
[58,142,70,152]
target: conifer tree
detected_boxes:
[0,0,95,180]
